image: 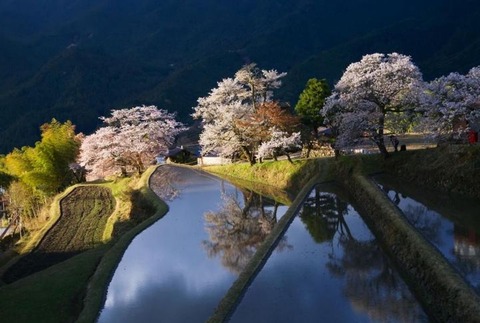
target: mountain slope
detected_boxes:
[0,0,479,153]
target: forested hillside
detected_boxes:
[0,0,479,152]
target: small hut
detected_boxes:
[163,146,198,164]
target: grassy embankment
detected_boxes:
[204,157,341,199]
[204,144,480,322]
[0,166,167,323]
[205,144,480,199]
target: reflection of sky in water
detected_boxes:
[98,166,287,323]
[230,190,425,323]
[376,180,480,293]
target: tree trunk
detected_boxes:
[240,146,256,165]
[286,153,293,164]
[376,113,390,159]
[305,146,311,158]
[376,141,390,159]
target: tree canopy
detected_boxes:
[192,63,289,164]
[418,66,480,140]
[3,119,80,196]
[295,78,331,135]
[322,53,424,157]
[79,105,186,179]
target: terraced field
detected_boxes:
[2,186,115,283]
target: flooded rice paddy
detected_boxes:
[229,185,426,322]
[98,166,287,322]
[99,167,427,322]
[375,175,480,294]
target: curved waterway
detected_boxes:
[375,174,480,294]
[98,166,288,322]
[229,185,427,322]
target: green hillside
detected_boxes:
[0,0,479,152]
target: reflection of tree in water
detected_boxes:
[150,166,183,201]
[403,204,442,245]
[378,182,443,246]
[300,189,425,322]
[299,187,350,243]
[203,190,290,274]
[453,226,480,294]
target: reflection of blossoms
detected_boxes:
[403,205,442,245]
[150,166,183,201]
[203,191,290,274]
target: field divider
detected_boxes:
[338,170,480,322]
[76,165,169,323]
[207,163,331,322]
[0,185,79,279]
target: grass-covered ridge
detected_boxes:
[205,144,480,200]
[2,186,115,283]
[0,166,168,323]
[204,157,337,196]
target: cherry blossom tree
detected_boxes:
[79,105,186,179]
[236,101,300,149]
[322,53,425,157]
[256,128,301,163]
[418,66,480,140]
[192,64,287,165]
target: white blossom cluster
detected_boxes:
[322,52,480,153]
[192,64,287,159]
[418,67,480,139]
[256,129,301,160]
[322,53,424,153]
[79,105,186,179]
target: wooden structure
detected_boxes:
[163,146,198,164]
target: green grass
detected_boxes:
[0,185,78,278]
[2,186,115,283]
[0,245,108,322]
[204,158,337,197]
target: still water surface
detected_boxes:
[99,167,428,322]
[375,175,480,293]
[230,185,427,322]
[98,166,287,322]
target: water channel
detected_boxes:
[98,166,288,322]
[375,175,480,294]
[229,185,426,322]
[99,166,427,322]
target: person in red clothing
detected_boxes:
[468,130,478,144]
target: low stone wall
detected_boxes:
[197,156,232,166]
[337,170,480,322]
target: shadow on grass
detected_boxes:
[112,189,156,238]
[2,250,84,283]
